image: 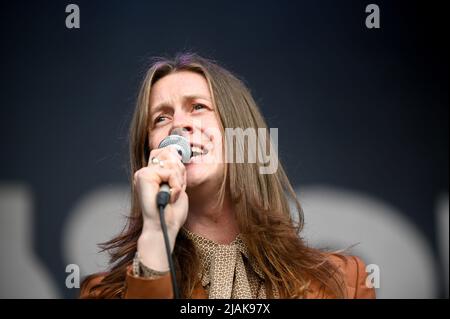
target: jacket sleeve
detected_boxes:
[348,255,376,299]
[79,266,174,299]
[327,254,376,299]
[123,266,173,298]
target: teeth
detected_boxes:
[191,146,208,156]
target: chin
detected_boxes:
[185,163,223,190]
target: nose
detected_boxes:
[170,127,189,137]
[171,111,193,135]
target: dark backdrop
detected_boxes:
[0,0,448,298]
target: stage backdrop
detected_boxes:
[0,0,448,298]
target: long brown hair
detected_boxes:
[81,52,347,298]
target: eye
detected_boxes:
[154,115,168,124]
[192,103,206,111]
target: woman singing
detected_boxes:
[80,53,376,299]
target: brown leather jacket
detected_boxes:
[80,254,376,299]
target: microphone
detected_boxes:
[156,129,192,208]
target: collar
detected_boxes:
[180,227,265,287]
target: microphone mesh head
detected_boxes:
[158,134,192,163]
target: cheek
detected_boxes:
[203,118,224,148]
[203,128,223,161]
[148,131,163,150]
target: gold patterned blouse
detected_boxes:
[180,227,277,299]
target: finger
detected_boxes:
[146,148,186,201]
[148,146,182,165]
[148,148,186,181]
[168,167,185,203]
[147,166,184,203]
[159,159,186,181]
[168,170,184,203]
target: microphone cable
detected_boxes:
[156,188,181,299]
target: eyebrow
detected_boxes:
[150,94,212,116]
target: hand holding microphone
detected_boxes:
[134,129,191,233]
[133,129,191,298]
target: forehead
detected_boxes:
[149,71,211,108]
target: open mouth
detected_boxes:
[191,144,209,157]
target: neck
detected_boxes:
[185,186,239,244]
